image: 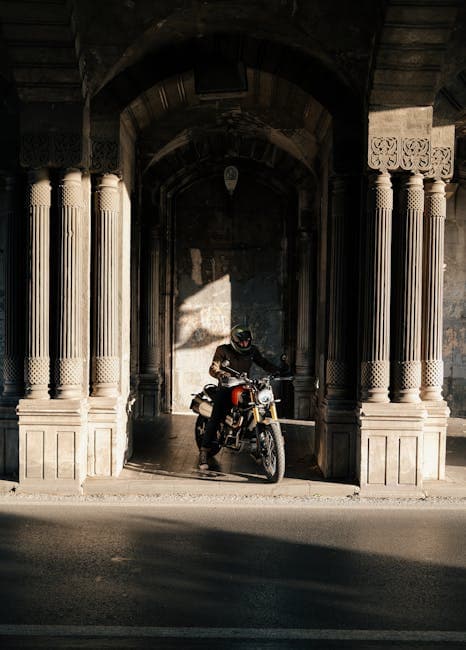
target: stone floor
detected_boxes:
[122,414,324,485]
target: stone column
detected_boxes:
[294,188,316,418]
[391,173,424,403]
[421,178,449,480]
[361,172,392,402]
[55,170,84,398]
[421,179,446,401]
[326,178,350,399]
[25,169,51,399]
[2,175,24,400]
[138,223,162,419]
[141,224,160,375]
[92,174,120,397]
[319,176,357,479]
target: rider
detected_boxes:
[198,324,281,470]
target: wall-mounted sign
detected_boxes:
[224,165,239,195]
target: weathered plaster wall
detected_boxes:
[172,173,288,412]
[444,183,466,416]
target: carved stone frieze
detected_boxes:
[401,138,431,173]
[368,136,399,171]
[20,133,82,169]
[91,140,120,174]
[429,146,453,180]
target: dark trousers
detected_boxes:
[201,387,232,449]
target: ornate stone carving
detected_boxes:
[369,136,398,171]
[401,138,430,173]
[422,360,444,391]
[25,357,50,389]
[20,133,82,168]
[361,361,389,390]
[3,357,23,383]
[94,357,120,385]
[54,358,84,387]
[429,146,453,180]
[391,361,422,391]
[91,140,120,174]
[326,360,348,387]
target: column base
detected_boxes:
[0,403,19,478]
[293,376,315,420]
[421,399,449,480]
[317,398,358,480]
[136,374,161,420]
[358,401,427,495]
[88,396,130,477]
[17,398,88,492]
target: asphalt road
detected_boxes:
[0,500,465,649]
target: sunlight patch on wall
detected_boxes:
[172,274,231,413]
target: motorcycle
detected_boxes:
[190,361,293,483]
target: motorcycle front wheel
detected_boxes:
[258,421,285,483]
[194,415,220,457]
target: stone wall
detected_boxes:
[172,172,289,412]
[444,183,466,416]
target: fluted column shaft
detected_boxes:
[421,179,446,401]
[361,172,392,402]
[392,173,424,402]
[2,175,24,399]
[295,228,314,375]
[25,169,51,398]
[326,177,350,399]
[141,224,160,374]
[92,174,120,397]
[55,170,84,398]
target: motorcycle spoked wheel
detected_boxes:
[258,421,285,483]
[194,414,220,457]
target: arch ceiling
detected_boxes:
[0,0,464,174]
[124,69,331,175]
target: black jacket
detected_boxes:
[209,343,279,381]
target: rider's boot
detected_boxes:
[198,448,209,471]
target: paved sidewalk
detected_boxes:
[81,415,466,500]
[1,416,465,499]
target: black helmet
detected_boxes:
[231,325,252,355]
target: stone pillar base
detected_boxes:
[358,402,427,496]
[293,376,315,420]
[88,396,129,477]
[17,399,88,493]
[136,374,161,420]
[0,404,19,478]
[317,399,358,479]
[422,400,449,480]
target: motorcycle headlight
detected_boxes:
[257,388,273,405]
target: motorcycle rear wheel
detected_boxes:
[259,421,285,483]
[194,415,220,457]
